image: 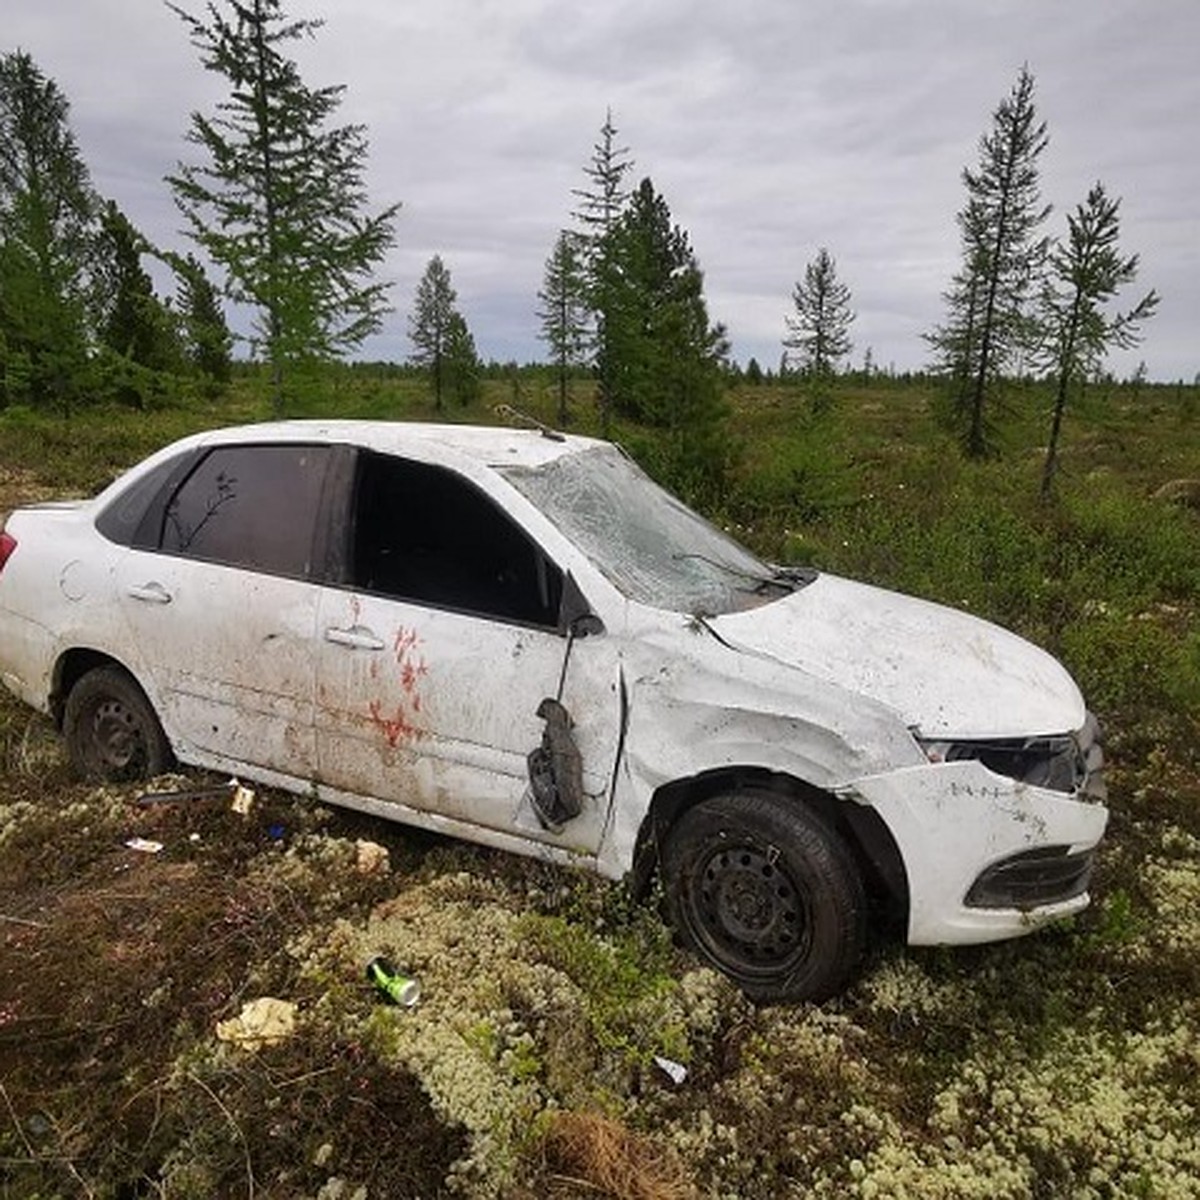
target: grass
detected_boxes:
[1,367,1198,1197]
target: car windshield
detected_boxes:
[501,444,808,614]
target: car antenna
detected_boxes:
[493,404,566,442]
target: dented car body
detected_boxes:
[0,421,1108,1000]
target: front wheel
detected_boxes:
[662,790,867,1003]
[63,666,173,783]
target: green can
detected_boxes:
[365,956,421,1007]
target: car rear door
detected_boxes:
[111,442,331,778]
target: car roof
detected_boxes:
[187,419,606,471]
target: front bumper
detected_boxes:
[844,758,1109,946]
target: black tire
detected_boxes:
[662,789,867,1003]
[63,666,173,783]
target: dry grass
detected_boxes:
[0,703,464,1196]
[533,1111,697,1200]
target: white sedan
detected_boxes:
[0,420,1107,1001]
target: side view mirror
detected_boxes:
[560,572,604,638]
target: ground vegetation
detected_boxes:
[1,370,1196,1197]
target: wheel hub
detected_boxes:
[698,844,806,964]
[719,867,772,933]
[93,700,141,770]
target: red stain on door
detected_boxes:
[367,626,429,746]
[367,699,422,747]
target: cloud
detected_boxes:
[5,0,1197,379]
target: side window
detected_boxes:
[95,450,198,547]
[351,451,563,628]
[161,444,332,579]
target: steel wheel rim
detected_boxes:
[89,698,146,776]
[689,840,812,976]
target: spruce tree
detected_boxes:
[408,254,462,411]
[571,110,634,431]
[536,230,589,425]
[93,202,182,383]
[572,109,634,246]
[602,177,730,499]
[1037,183,1157,498]
[928,67,1050,456]
[0,50,97,413]
[173,253,233,388]
[167,0,399,412]
[783,248,855,378]
[444,310,481,408]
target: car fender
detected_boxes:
[596,616,925,874]
[49,633,170,733]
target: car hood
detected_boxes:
[710,574,1086,739]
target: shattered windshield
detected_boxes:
[501,444,810,615]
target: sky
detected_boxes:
[6,0,1199,380]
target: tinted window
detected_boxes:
[350,451,562,628]
[95,452,196,547]
[161,444,331,578]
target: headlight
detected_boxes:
[918,714,1105,801]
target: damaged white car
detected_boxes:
[0,421,1107,1000]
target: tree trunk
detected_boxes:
[1041,293,1081,501]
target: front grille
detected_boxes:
[965,846,1094,910]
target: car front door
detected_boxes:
[313,449,623,851]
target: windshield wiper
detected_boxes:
[770,564,819,587]
[671,552,796,594]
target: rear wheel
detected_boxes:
[662,789,867,1003]
[63,666,173,783]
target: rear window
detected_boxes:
[95,453,194,546]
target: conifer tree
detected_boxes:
[1037,183,1157,498]
[536,230,589,424]
[602,179,728,420]
[572,109,634,247]
[602,177,730,498]
[571,110,634,430]
[408,255,469,410]
[928,67,1050,456]
[783,248,855,378]
[0,50,97,413]
[167,0,399,411]
[173,253,233,388]
[93,202,182,384]
[444,309,481,407]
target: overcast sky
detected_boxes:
[6,0,1198,380]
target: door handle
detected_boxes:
[324,626,385,651]
[127,582,172,604]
